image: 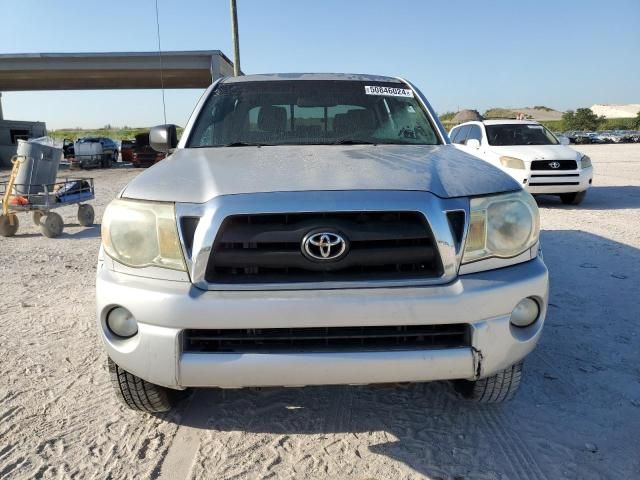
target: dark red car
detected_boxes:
[120,139,135,163]
[131,132,166,167]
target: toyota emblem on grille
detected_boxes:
[302,231,348,261]
[549,161,561,169]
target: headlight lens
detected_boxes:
[581,155,592,168]
[462,191,539,264]
[500,156,525,169]
[101,199,185,271]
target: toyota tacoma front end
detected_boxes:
[96,74,548,412]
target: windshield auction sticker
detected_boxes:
[364,86,413,97]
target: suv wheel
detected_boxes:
[454,361,523,403]
[108,358,180,413]
[560,190,586,205]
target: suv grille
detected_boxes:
[183,324,471,353]
[205,212,443,284]
[531,160,577,170]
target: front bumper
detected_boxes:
[525,166,593,194]
[96,256,549,389]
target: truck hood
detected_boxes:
[121,144,521,203]
[489,144,581,161]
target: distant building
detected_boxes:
[590,104,640,119]
[0,120,47,168]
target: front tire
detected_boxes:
[454,362,523,403]
[108,358,178,413]
[40,212,64,238]
[560,190,586,205]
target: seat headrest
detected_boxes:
[333,109,375,136]
[258,106,287,133]
[347,109,375,130]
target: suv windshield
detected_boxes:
[486,124,559,146]
[187,80,441,147]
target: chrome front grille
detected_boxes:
[204,211,444,284]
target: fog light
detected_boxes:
[510,298,539,327]
[106,307,138,338]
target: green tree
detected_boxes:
[562,108,604,131]
[439,111,456,122]
[634,111,640,129]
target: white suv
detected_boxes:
[450,120,593,205]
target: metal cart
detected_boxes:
[0,156,96,238]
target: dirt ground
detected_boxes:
[1,144,639,480]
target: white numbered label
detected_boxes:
[364,85,413,97]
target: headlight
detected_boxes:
[101,199,185,271]
[581,155,592,168]
[500,156,525,169]
[463,190,540,264]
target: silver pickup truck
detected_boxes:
[97,73,548,413]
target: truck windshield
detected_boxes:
[486,124,559,146]
[187,80,441,147]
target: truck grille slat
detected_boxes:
[184,324,471,353]
[205,212,443,284]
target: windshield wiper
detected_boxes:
[332,139,377,145]
[190,142,269,148]
[222,142,268,147]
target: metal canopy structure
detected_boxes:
[0,50,236,91]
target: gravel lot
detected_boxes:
[1,144,639,479]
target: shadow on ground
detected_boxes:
[535,185,640,210]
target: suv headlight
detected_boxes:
[581,155,592,168]
[101,199,186,271]
[463,190,539,264]
[500,156,525,169]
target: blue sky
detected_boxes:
[1,0,638,129]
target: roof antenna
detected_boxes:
[154,0,167,124]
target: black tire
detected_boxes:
[0,214,19,237]
[40,211,64,238]
[77,204,95,226]
[108,358,178,413]
[560,190,586,205]
[455,362,523,403]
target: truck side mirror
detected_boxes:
[558,136,570,145]
[150,124,178,153]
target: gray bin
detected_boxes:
[13,138,62,195]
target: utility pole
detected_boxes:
[230,0,241,76]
